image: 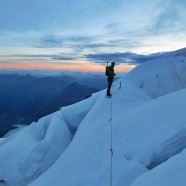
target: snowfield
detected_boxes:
[1,48,186,186]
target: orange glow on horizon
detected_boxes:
[0,61,102,72]
[0,61,136,73]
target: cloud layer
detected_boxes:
[0,0,186,71]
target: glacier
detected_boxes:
[1,48,186,186]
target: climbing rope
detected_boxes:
[109,93,113,186]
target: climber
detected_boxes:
[105,62,116,97]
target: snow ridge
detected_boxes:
[1,49,186,186]
[148,127,186,170]
[126,56,186,98]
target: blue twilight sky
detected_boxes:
[0,0,186,72]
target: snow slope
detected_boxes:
[0,114,72,185]
[29,85,186,186]
[1,49,186,186]
[131,148,186,186]
[29,79,151,186]
[126,56,186,98]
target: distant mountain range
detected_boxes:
[0,73,106,137]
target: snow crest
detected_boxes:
[1,51,186,186]
[126,56,186,98]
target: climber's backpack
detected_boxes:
[105,66,110,76]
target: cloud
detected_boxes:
[85,52,165,64]
[1,50,165,65]
[36,35,95,48]
[1,36,166,65]
[35,34,146,54]
[35,35,94,48]
[149,0,186,34]
[1,0,186,67]
[52,57,76,61]
[2,54,77,61]
[38,35,63,48]
[0,0,125,33]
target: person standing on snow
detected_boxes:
[106,62,116,97]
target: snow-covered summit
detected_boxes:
[126,52,186,98]
[1,48,186,186]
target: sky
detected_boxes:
[0,0,186,73]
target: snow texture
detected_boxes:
[1,49,186,186]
